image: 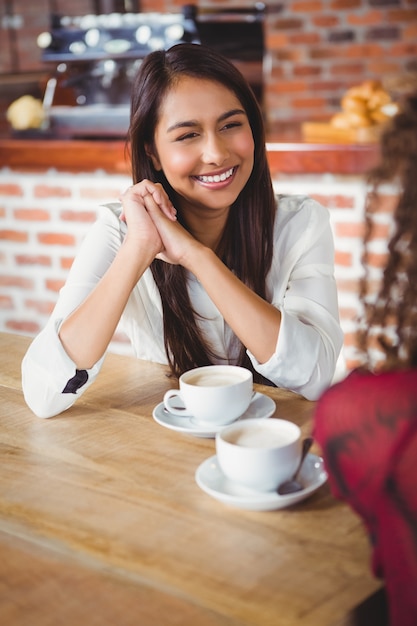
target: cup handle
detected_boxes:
[163,389,192,416]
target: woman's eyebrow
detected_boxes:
[167,108,246,133]
[218,108,246,122]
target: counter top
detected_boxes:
[0,134,380,176]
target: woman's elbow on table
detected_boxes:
[21,356,79,418]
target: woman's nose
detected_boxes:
[201,134,229,165]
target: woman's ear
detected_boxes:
[145,144,162,171]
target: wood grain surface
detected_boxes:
[0,332,382,626]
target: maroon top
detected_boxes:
[313,368,417,626]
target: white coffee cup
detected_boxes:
[163,365,253,426]
[216,418,302,492]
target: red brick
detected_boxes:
[45,279,65,292]
[347,43,386,58]
[335,278,361,292]
[347,10,383,25]
[335,222,366,238]
[6,320,40,333]
[293,65,322,76]
[313,15,340,27]
[60,257,75,269]
[367,222,391,239]
[291,96,328,108]
[266,33,290,49]
[37,233,76,246]
[366,251,389,268]
[25,299,55,315]
[368,193,398,213]
[60,210,97,222]
[15,254,52,266]
[330,0,363,8]
[0,230,28,242]
[404,23,417,38]
[0,295,13,309]
[292,0,323,11]
[388,8,417,21]
[311,194,356,208]
[269,80,308,94]
[0,275,33,288]
[289,33,321,45]
[274,49,303,62]
[339,307,360,321]
[80,188,121,200]
[310,47,345,60]
[389,42,417,55]
[368,60,403,74]
[14,208,50,221]
[330,63,367,76]
[271,18,304,30]
[0,184,23,196]
[34,185,71,198]
[335,250,353,266]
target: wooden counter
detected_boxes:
[0,134,380,175]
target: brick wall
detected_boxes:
[2,1,416,128]
[141,0,417,127]
[0,166,394,380]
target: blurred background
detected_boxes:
[0,0,416,377]
[1,0,416,135]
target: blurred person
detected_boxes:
[314,88,417,626]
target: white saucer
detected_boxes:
[152,392,276,438]
[195,453,328,511]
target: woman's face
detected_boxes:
[149,76,255,214]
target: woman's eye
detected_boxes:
[221,121,242,131]
[176,132,199,142]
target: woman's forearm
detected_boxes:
[59,239,155,369]
[189,247,281,364]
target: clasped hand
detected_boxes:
[120,180,199,267]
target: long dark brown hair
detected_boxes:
[358,89,417,369]
[127,43,277,380]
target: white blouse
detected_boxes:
[22,194,343,417]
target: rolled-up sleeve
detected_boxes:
[21,204,124,418]
[22,318,105,418]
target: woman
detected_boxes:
[22,43,343,418]
[313,89,417,626]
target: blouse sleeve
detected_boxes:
[21,204,126,418]
[247,196,343,400]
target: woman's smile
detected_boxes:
[192,166,237,187]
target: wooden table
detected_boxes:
[0,332,384,626]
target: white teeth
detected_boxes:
[198,167,234,183]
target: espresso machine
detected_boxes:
[38,5,265,138]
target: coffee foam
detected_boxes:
[225,425,296,448]
[186,373,244,387]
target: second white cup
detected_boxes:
[216,418,302,492]
[163,365,253,426]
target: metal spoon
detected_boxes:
[277,436,314,495]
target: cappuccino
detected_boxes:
[186,373,243,387]
[225,425,294,449]
[163,365,253,425]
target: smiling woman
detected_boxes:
[21,43,343,419]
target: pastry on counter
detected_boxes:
[6,95,45,131]
[330,80,398,130]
